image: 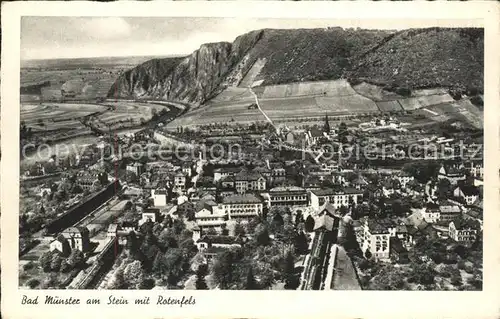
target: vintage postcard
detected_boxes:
[1,1,499,319]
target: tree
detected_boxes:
[211,249,241,289]
[123,260,144,289]
[60,260,71,273]
[234,222,246,237]
[107,267,126,289]
[364,248,372,260]
[195,264,208,290]
[304,215,315,232]
[294,231,309,255]
[295,210,304,226]
[139,278,155,290]
[51,254,63,272]
[39,251,53,273]
[283,251,296,289]
[67,249,85,269]
[245,266,258,290]
[255,224,270,246]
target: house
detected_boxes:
[390,237,409,263]
[438,164,466,185]
[195,235,243,251]
[173,172,187,190]
[213,167,243,182]
[422,206,440,224]
[382,179,399,197]
[49,234,71,256]
[396,171,414,189]
[138,208,160,226]
[234,170,266,194]
[350,175,368,190]
[61,226,91,253]
[357,217,391,261]
[195,200,227,232]
[306,128,325,145]
[182,163,192,178]
[126,162,145,176]
[152,188,168,207]
[107,223,118,238]
[449,219,478,244]
[453,185,480,205]
[222,194,263,221]
[438,202,462,224]
[285,131,295,145]
[465,161,483,179]
[76,171,100,190]
[252,166,272,180]
[268,186,309,207]
[310,188,363,211]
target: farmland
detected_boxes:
[167,100,267,128]
[20,56,160,102]
[167,77,483,129]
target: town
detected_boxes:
[18,112,483,291]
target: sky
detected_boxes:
[21,17,402,60]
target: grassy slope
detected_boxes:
[348,28,484,92]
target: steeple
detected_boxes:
[323,112,330,133]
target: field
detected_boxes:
[375,100,403,113]
[167,77,482,128]
[167,100,267,127]
[258,79,356,99]
[20,56,157,102]
[21,103,108,131]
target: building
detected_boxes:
[390,237,409,263]
[107,223,118,238]
[126,162,145,176]
[438,164,466,185]
[466,161,484,179]
[310,188,363,211]
[182,163,192,177]
[213,167,243,182]
[195,235,243,251]
[138,208,160,226]
[152,188,168,207]
[49,234,71,256]
[76,171,100,190]
[314,203,342,242]
[195,200,227,232]
[61,226,91,253]
[453,185,480,205]
[422,206,441,224]
[174,172,187,190]
[356,218,391,261]
[234,171,266,194]
[268,186,309,207]
[449,219,478,244]
[396,171,414,188]
[438,202,462,224]
[222,194,263,221]
[306,128,326,146]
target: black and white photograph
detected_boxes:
[16,16,486,292]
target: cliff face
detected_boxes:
[109,27,483,105]
[108,30,263,104]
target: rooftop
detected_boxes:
[312,187,363,196]
[222,194,262,204]
[197,235,242,246]
[456,185,480,196]
[269,186,306,193]
[314,214,335,232]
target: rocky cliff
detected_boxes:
[109,27,483,105]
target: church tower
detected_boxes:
[323,113,330,133]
